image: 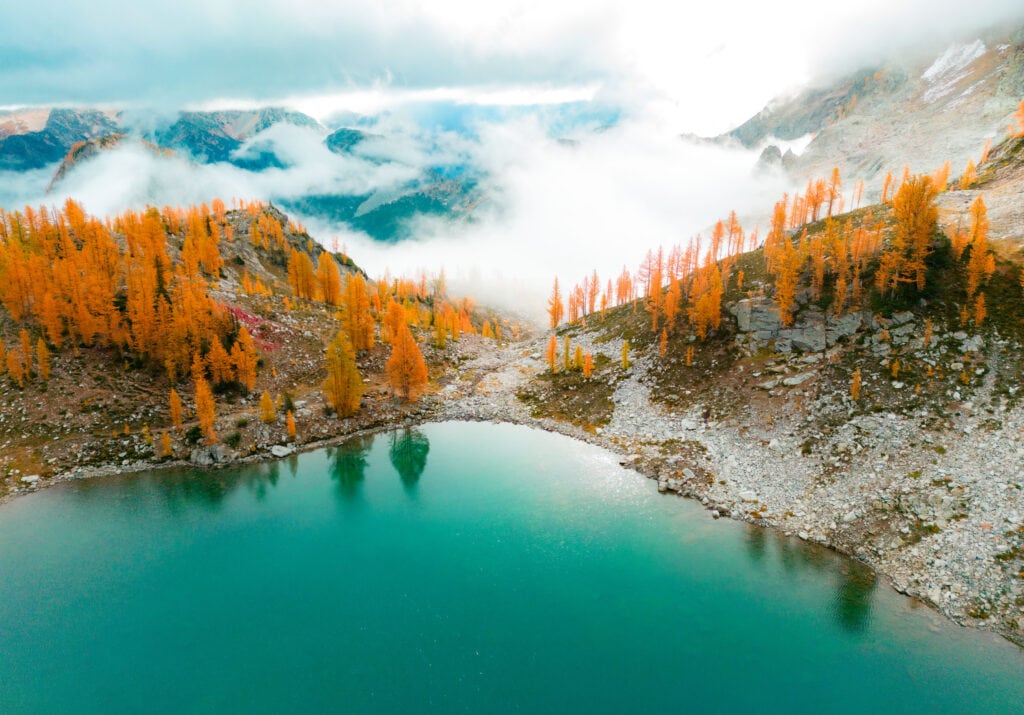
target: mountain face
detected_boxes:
[730,24,1024,194]
[0,109,119,170]
[729,67,887,149]
[325,128,373,154]
[0,105,484,243]
[282,170,482,243]
[150,108,321,166]
[0,106,320,172]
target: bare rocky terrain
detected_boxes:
[740,26,1024,202]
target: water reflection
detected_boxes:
[834,560,877,634]
[149,464,282,512]
[389,428,430,495]
[744,525,877,635]
[744,524,767,563]
[328,434,374,503]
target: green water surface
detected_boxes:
[0,421,1021,713]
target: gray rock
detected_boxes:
[739,490,759,502]
[731,298,783,335]
[270,445,295,458]
[891,311,915,325]
[778,326,826,353]
[782,372,815,387]
[960,335,984,353]
[190,445,233,466]
[21,474,39,484]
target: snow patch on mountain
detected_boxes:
[922,40,986,103]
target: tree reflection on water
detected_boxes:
[328,434,374,503]
[389,428,430,495]
[744,524,876,634]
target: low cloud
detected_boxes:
[33,123,423,217]
[303,114,788,317]
[2,103,788,318]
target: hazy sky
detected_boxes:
[4,1,1024,313]
[2,0,1023,133]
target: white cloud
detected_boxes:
[303,114,788,317]
[5,1,1023,133]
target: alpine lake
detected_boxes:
[1,421,1021,713]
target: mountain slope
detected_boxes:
[731,25,1024,198]
[0,109,119,170]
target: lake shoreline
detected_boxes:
[2,335,1022,649]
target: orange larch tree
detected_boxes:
[194,376,216,445]
[323,331,363,417]
[386,323,428,401]
[343,273,375,351]
[169,389,183,432]
[966,196,993,300]
[547,277,564,329]
[878,175,938,294]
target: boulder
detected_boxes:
[270,445,295,458]
[190,445,233,467]
[826,312,862,342]
[779,327,826,353]
[960,335,984,353]
[730,298,782,335]
[782,372,815,387]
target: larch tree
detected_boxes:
[343,273,375,351]
[6,348,24,387]
[35,338,50,381]
[194,377,217,445]
[206,338,234,386]
[158,432,173,459]
[19,328,31,377]
[879,175,937,294]
[547,277,564,329]
[322,332,363,417]
[317,254,343,306]
[386,323,428,402]
[826,166,842,218]
[974,292,987,326]
[259,390,277,424]
[169,389,183,432]
[959,159,977,189]
[546,333,558,373]
[231,327,259,392]
[966,196,992,300]
[286,410,296,441]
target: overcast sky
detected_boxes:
[3,0,1023,133]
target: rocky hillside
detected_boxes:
[0,109,119,170]
[0,202,519,507]
[0,107,319,170]
[734,24,1024,199]
[0,105,483,242]
[471,141,1024,645]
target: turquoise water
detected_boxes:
[0,421,1021,713]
